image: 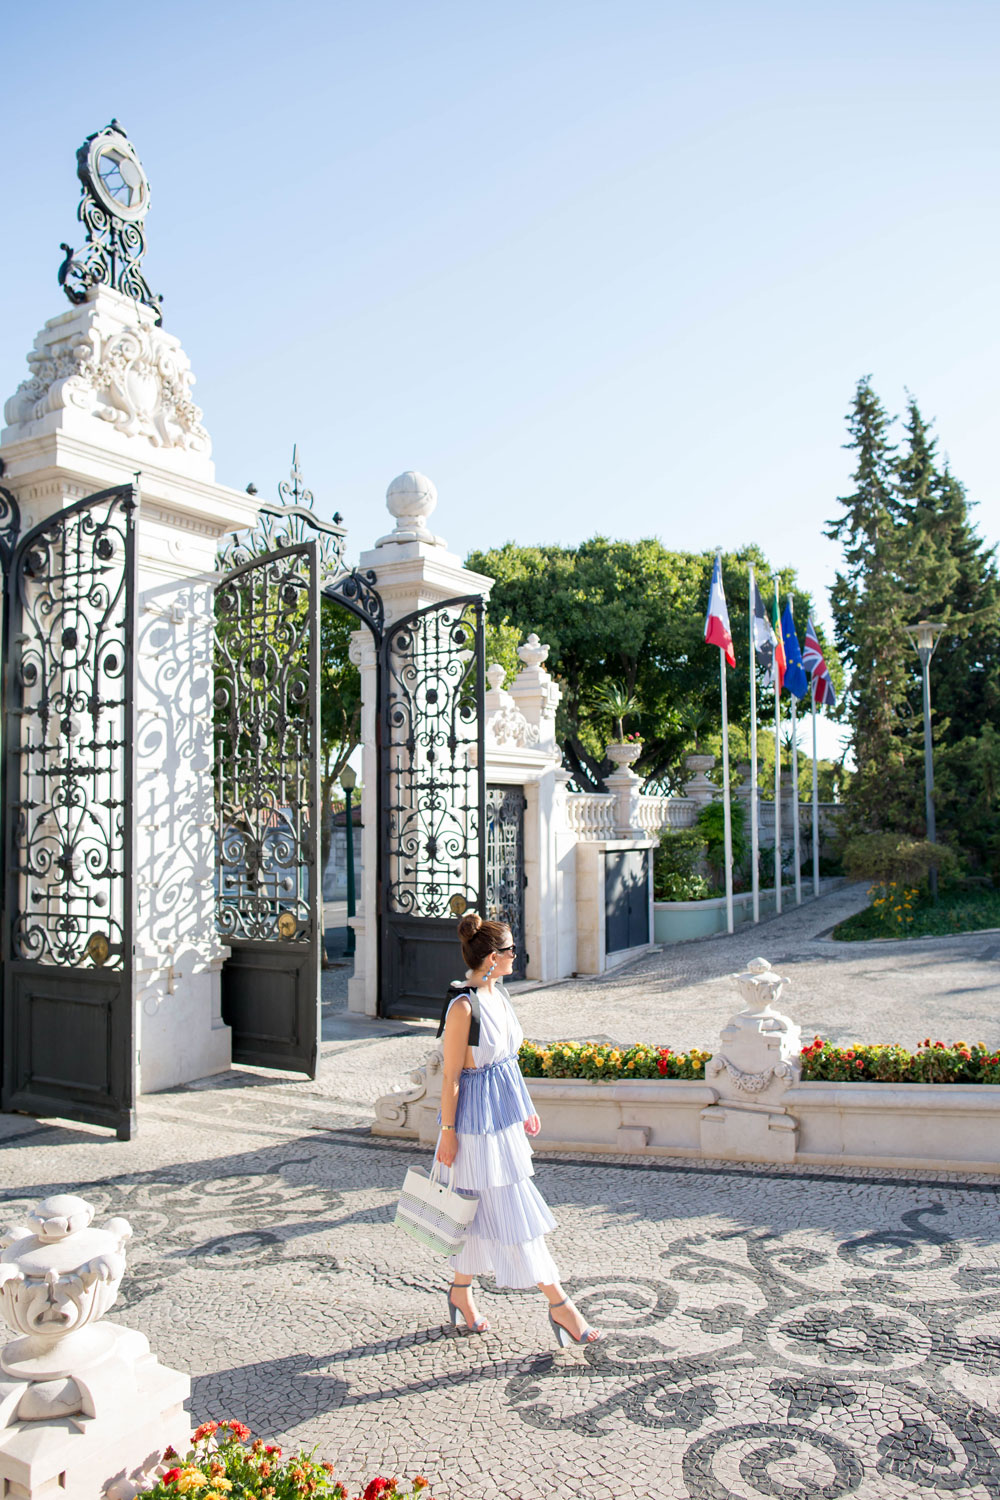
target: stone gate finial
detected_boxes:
[378,470,446,548]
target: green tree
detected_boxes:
[467,538,830,792]
[319,597,362,872]
[826,377,913,834]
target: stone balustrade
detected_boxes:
[563,792,617,839]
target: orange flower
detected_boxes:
[193,1424,219,1443]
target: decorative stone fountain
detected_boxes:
[0,1195,189,1500]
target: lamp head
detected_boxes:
[340,765,357,792]
[905,620,945,662]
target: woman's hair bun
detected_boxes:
[456,911,482,940]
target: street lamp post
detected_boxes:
[904,619,946,900]
[340,765,357,957]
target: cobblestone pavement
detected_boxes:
[2,885,1000,1498]
[3,1110,999,1500]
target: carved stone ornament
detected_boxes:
[517,633,550,671]
[487,705,540,749]
[0,1194,190,1500]
[4,289,211,456]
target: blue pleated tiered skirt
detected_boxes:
[441,1054,559,1288]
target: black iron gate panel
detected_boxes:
[380,596,486,1019]
[1,483,137,1138]
[214,540,321,1075]
[486,784,526,980]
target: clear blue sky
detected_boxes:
[3,1,998,670]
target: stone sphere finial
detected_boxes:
[386,471,437,526]
[487,663,506,692]
[377,471,446,548]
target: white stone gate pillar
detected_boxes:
[347,472,492,1016]
[2,286,259,1093]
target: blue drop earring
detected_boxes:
[484,953,497,979]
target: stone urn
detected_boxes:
[0,1195,132,1383]
[606,740,642,768]
[683,752,716,802]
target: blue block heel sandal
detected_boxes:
[549,1297,603,1347]
[447,1286,489,1333]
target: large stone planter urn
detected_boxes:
[606,740,642,768]
[0,1195,189,1500]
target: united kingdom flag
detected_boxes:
[803,617,837,707]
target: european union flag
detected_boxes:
[781,600,809,699]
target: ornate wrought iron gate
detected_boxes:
[486,784,526,980]
[214,533,323,1075]
[380,596,486,1019]
[1,483,137,1138]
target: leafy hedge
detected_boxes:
[518,1038,1000,1085]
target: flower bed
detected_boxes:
[801,1037,1000,1084]
[139,1423,434,1500]
[833,882,1000,940]
[519,1038,1000,1085]
[518,1041,709,1080]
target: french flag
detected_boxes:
[704,553,736,668]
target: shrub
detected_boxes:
[697,799,748,886]
[653,827,709,901]
[841,832,956,888]
[139,1424,435,1500]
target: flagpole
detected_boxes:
[811,685,820,898]
[712,548,735,935]
[791,694,801,904]
[773,574,782,915]
[749,564,759,924]
[789,587,802,904]
[719,642,735,937]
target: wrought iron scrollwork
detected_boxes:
[58,121,162,323]
[220,447,347,584]
[381,597,486,920]
[0,483,20,570]
[486,785,526,976]
[214,544,318,944]
[324,565,384,641]
[4,486,136,967]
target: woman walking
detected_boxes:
[435,912,602,1346]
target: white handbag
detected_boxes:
[394,1161,479,1257]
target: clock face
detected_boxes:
[86,128,149,222]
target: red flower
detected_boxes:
[843,1050,855,1061]
[855,1060,864,1070]
[364,1480,391,1500]
[162,1470,181,1486]
[321,1464,336,1476]
[266,1446,282,1458]
[193,1422,220,1442]
[656,1058,668,1076]
[224,1421,252,1443]
[163,1449,179,1462]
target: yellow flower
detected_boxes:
[176,1473,209,1494]
[215,1484,233,1493]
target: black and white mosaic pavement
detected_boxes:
[3,892,1000,1498]
[3,1097,999,1500]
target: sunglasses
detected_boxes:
[495,944,516,955]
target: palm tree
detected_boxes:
[593,681,640,742]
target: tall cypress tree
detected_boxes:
[826,378,913,834]
[831,384,1000,876]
